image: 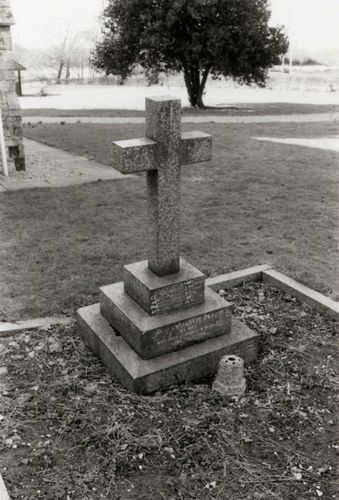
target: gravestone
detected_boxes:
[77,96,258,394]
[0,0,25,173]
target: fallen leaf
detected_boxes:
[15,393,33,406]
[49,342,62,353]
[84,382,98,394]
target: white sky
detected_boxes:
[9,0,339,52]
[269,0,339,49]
[11,0,105,47]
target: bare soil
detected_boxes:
[0,282,337,499]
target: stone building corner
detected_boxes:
[0,0,25,173]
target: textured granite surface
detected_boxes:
[100,282,232,359]
[145,97,182,276]
[123,258,205,315]
[77,304,258,394]
[112,137,157,173]
[112,96,212,277]
[180,131,212,165]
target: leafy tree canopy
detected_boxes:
[93,0,288,107]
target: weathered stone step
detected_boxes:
[100,282,232,359]
[77,303,258,394]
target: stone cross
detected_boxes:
[113,96,212,277]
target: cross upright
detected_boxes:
[112,96,212,277]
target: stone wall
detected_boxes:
[0,0,25,173]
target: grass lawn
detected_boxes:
[1,282,337,499]
[0,120,337,320]
[20,102,339,117]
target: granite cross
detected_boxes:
[112,96,212,277]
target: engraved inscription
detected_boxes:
[150,294,160,314]
[183,280,195,304]
[149,278,203,314]
[150,309,230,354]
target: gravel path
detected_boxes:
[0,139,128,190]
[4,141,79,182]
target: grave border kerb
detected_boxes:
[206,264,339,321]
[0,265,337,339]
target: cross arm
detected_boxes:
[112,137,158,173]
[180,131,212,165]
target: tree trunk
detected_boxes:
[57,61,64,84]
[197,67,210,107]
[65,60,71,83]
[183,65,210,108]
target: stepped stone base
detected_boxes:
[100,282,232,359]
[77,303,258,394]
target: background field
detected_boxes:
[19,67,339,111]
